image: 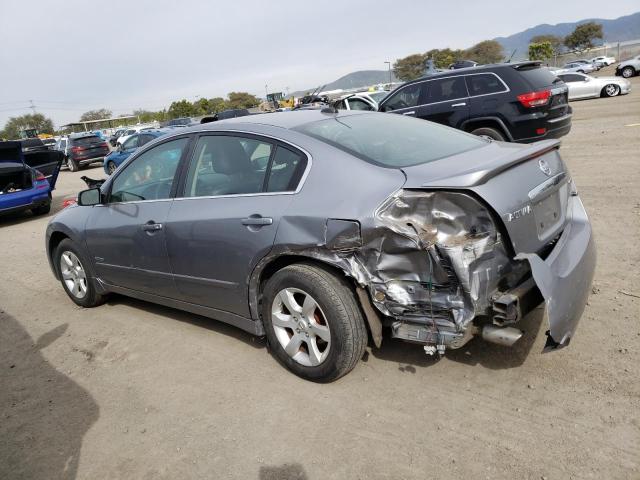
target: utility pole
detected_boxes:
[265,84,269,99]
[29,99,36,114]
[384,61,392,86]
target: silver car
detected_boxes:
[559,62,597,74]
[46,111,596,381]
[556,72,631,100]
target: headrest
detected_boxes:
[210,137,251,175]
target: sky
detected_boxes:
[1,0,638,128]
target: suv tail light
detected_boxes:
[517,90,551,108]
[71,146,85,153]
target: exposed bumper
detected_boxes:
[516,194,596,350]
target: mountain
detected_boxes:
[494,11,640,59]
[290,70,398,98]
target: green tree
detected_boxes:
[79,108,112,122]
[226,92,260,109]
[528,41,554,61]
[393,53,428,82]
[209,97,227,113]
[167,99,196,119]
[530,34,564,54]
[425,48,465,69]
[133,109,159,123]
[464,40,504,64]
[193,98,211,115]
[1,113,54,140]
[564,22,603,52]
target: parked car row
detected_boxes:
[556,72,631,100]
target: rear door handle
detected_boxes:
[451,102,467,107]
[142,221,163,231]
[402,110,416,116]
[241,216,273,226]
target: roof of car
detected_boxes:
[404,61,543,83]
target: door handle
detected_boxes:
[241,215,273,226]
[451,102,467,107]
[142,221,163,231]
[402,110,416,116]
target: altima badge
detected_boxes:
[538,158,552,176]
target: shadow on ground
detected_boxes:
[0,312,99,480]
[259,463,308,480]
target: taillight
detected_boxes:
[34,170,46,181]
[62,197,77,209]
[517,90,551,108]
[71,146,84,153]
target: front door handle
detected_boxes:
[451,102,467,107]
[142,221,163,232]
[402,110,416,116]
[241,215,273,226]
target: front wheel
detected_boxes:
[621,66,635,78]
[261,263,367,382]
[471,127,505,142]
[55,239,105,307]
[67,157,79,172]
[602,84,621,97]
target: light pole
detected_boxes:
[384,61,392,86]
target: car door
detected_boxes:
[465,72,510,122]
[84,136,190,297]
[379,81,428,118]
[420,75,470,128]
[165,133,308,317]
[561,73,591,99]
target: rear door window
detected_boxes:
[466,73,508,96]
[266,146,307,192]
[424,76,468,104]
[348,98,375,111]
[559,74,584,83]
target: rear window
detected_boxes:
[71,135,102,146]
[516,66,561,88]
[294,113,485,168]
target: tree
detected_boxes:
[529,42,554,61]
[425,48,465,69]
[393,53,428,82]
[1,113,54,140]
[530,34,564,54]
[167,100,196,119]
[564,22,603,52]
[209,97,227,113]
[133,109,159,123]
[226,92,260,109]
[464,40,504,64]
[79,108,112,122]
[193,98,212,115]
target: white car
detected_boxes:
[556,72,631,100]
[590,55,616,66]
[559,62,597,74]
[116,126,147,146]
[334,91,389,111]
[615,55,640,78]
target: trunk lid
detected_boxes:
[0,141,63,190]
[401,139,570,254]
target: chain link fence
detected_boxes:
[548,39,640,67]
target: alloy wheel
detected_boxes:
[271,288,331,367]
[605,84,619,97]
[60,251,88,299]
[622,67,634,78]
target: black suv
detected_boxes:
[378,61,572,143]
[65,133,110,172]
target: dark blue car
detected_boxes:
[0,141,63,217]
[103,129,171,174]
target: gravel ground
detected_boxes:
[1,67,639,480]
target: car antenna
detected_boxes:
[506,49,517,63]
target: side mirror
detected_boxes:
[77,188,101,206]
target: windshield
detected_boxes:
[368,91,388,103]
[294,113,485,168]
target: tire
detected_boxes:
[621,66,635,78]
[261,263,367,382]
[602,84,621,97]
[577,70,584,74]
[106,161,117,175]
[67,157,79,172]
[31,199,51,216]
[470,127,505,142]
[54,238,106,308]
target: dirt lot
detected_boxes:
[1,69,639,480]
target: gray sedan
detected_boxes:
[46,110,596,381]
[557,72,631,100]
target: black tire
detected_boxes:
[107,161,117,175]
[471,127,505,142]
[261,263,367,382]
[577,69,584,74]
[31,199,51,216]
[602,84,620,97]
[621,66,635,78]
[54,238,106,308]
[67,157,79,172]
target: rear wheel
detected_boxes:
[55,239,105,307]
[67,157,79,172]
[621,66,635,78]
[470,127,505,142]
[602,84,620,97]
[261,263,367,382]
[107,161,117,175]
[31,197,51,216]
